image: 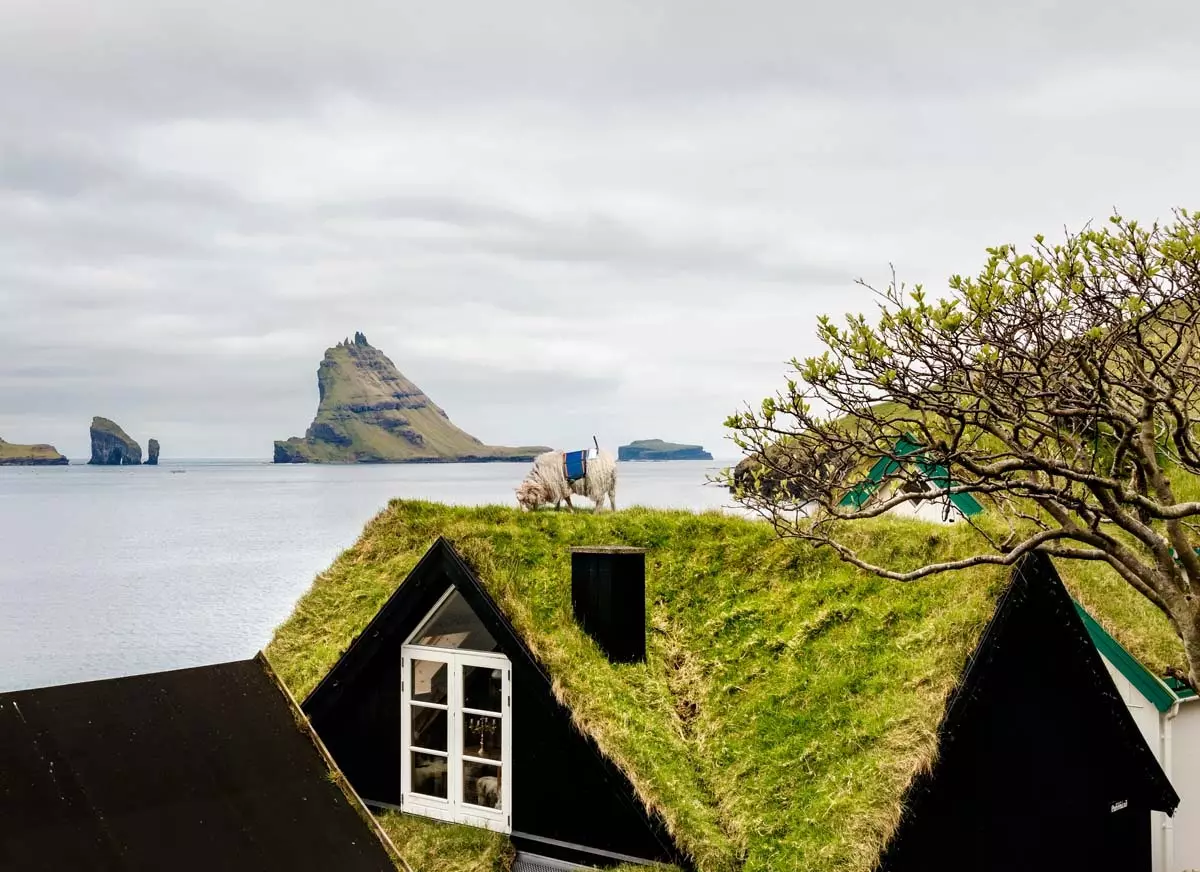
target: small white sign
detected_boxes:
[1111,799,1128,813]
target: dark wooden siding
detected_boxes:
[316,651,405,804]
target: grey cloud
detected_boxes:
[1,0,1198,460]
[459,213,854,284]
[316,194,853,285]
[3,0,1197,115]
[377,364,624,447]
[0,140,131,199]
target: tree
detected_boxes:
[723,209,1200,683]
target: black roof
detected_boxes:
[0,654,396,871]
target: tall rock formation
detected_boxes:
[273,332,550,463]
[0,437,68,466]
[89,417,142,465]
[146,439,160,465]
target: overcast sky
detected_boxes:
[2,1,1198,460]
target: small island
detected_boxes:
[618,439,713,462]
[274,332,550,463]
[0,436,68,466]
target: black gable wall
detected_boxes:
[303,538,689,869]
[877,553,1178,872]
[312,642,405,803]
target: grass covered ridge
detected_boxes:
[0,437,67,463]
[266,501,1184,872]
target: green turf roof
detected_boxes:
[265,500,1185,872]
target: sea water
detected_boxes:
[0,459,742,691]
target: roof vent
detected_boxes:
[570,546,647,664]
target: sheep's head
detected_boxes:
[515,478,548,511]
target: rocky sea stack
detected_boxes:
[618,439,713,461]
[0,437,68,466]
[146,438,160,465]
[274,332,551,463]
[89,417,142,465]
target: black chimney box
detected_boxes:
[570,546,647,664]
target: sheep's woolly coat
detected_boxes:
[516,448,617,512]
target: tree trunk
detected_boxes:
[1178,604,1200,689]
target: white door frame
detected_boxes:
[401,641,512,833]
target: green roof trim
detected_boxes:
[1165,675,1198,700]
[839,434,984,517]
[1073,601,1180,713]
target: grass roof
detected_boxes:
[265,500,1184,872]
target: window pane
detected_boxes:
[463,665,502,712]
[463,713,502,761]
[463,760,502,809]
[411,659,448,705]
[412,752,448,799]
[411,591,499,651]
[411,706,447,753]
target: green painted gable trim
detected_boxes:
[1074,601,1180,713]
[1164,675,1198,700]
[839,434,984,516]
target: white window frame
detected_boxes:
[400,588,513,833]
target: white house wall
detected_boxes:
[881,495,966,525]
[860,476,967,525]
[1097,650,1200,872]
[1169,702,1200,872]
[1099,654,1168,872]
[1100,654,1162,754]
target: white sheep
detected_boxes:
[515,447,617,512]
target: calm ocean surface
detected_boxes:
[0,458,742,692]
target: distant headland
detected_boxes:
[273,332,551,464]
[0,436,68,466]
[618,439,713,461]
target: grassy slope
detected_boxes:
[283,345,547,462]
[376,812,647,872]
[266,502,1184,872]
[377,813,514,872]
[0,440,64,460]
